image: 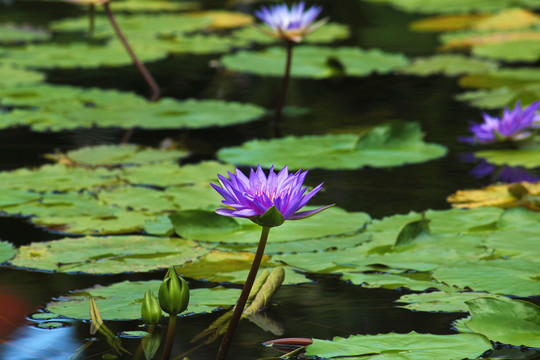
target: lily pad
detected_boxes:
[170,207,370,244]
[46,280,240,320]
[304,332,492,360]
[60,144,189,166]
[0,24,51,44]
[0,64,44,88]
[0,85,265,131]
[473,39,540,63]
[432,259,540,297]
[221,45,409,78]
[218,122,446,170]
[364,0,540,14]
[342,272,444,291]
[465,297,540,347]
[456,86,540,109]
[10,235,209,274]
[475,148,540,169]
[0,242,16,263]
[399,54,498,77]
[397,291,505,312]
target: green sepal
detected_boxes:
[141,289,162,326]
[158,266,190,316]
[255,205,285,228]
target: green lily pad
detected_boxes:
[363,0,539,14]
[30,312,59,320]
[304,332,492,360]
[472,39,540,63]
[0,24,50,44]
[475,148,540,169]
[221,45,409,78]
[465,297,540,347]
[231,23,350,45]
[455,86,540,109]
[0,85,265,131]
[0,242,16,263]
[0,64,44,88]
[399,54,498,77]
[342,272,444,291]
[397,291,505,312]
[46,280,240,320]
[218,122,446,170]
[62,144,189,166]
[169,207,370,244]
[35,322,66,329]
[433,259,540,297]
[97,0,199,12]
[10,235,209,274]
[459,67,540,89]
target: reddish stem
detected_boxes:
[272,40,294,137]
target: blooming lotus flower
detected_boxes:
[459,101,540,144]
[211,165,332,227]
[255,2,326,43]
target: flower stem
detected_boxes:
[161,315,177,360]
[103,1,161,102]
[273,41,294,138]
[215,226,271,360]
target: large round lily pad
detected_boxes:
[221,45,409,78]
[10,235,209,274]
[46,280,240,320]
[217,122,447,170]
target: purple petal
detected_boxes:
[289,204,334,220]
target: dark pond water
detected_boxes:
[1,0,540,359]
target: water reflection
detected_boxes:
[462,153,540,184]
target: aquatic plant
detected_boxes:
[460,101,540,144]
[254,2,326,135]
[212,165,332,360]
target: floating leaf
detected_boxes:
[0,24,51,44]
[169,207,370,244]
[0,85,265,131]
[410,14,488,32]
[231,23,350,45]
[0,64,44,88]
[397,291,505,312]
[96,0,199,12]
[473,39,540,63]
[459,67,540,89]
[473,9,540,31]
[58,144,189,166]
[364,0,540,14]
[465,297,540,347]
[218,122,446,170]
[342,272,443,291]
[46,280,240,320]
[10,235,209,274]
[475,148,540,169]
[399,54,498,77]
[304,332,492,360]
[0,242,16,263]
[448,181,540,210]
[433,259,540,297]
[221,45,409,78]
[456,86,540,109]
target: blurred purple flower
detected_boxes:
[255,2,326,42]
[212,165,332,226]
[459,101,540,144]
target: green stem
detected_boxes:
[103,1,161,102]
[272,41,294,137]
[215,226,271,360]
[161,315,177,360]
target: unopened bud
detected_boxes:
[141,289,162,326]
[158,266,190,316]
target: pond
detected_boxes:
[1,0,540,359]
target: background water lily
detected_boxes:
[460,101,540,144]
[255,1,326,43]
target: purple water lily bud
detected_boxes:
[459,101,540,144]
[255,1,326,43]
[211,165,333,227]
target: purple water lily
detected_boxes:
[255,2,326,42]
[211,165,332,226]
[459,101,540,144]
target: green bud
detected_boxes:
[158,266,190,316]
[255,205,285,228]
[141,289,162,326]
